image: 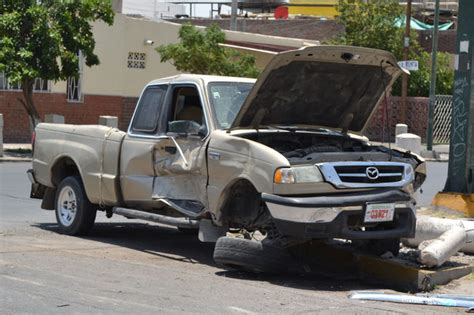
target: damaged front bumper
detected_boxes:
[262,189,416,240]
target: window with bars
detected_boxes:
[67,52,83,102]
[127,52,146,69]
[0,73,50,92]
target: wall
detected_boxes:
[365,96,429,142]
[1,88,429,143]
[1,91,127,143]
[169,18,343,43]
[288,0,338,18]
[37,15,314,99]
[418,29,457,53]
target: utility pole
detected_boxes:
[230,0,238,31]
[426,0,441,151]
[435,0,474,216]
[400,0,412,124]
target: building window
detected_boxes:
[0,72,50,92]
[67,52,83,102]
[127,52,146,69]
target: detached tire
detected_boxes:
[213,237,293,274]
[55,176,96,235]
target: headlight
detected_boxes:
[404,164,415,181]
[274,165,324,184]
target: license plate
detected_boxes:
[364,203,395,223]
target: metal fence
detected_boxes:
[433,95,453,144]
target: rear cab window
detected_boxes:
[130,85,168,135]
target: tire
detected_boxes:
[213,236,293,274]
[55,176,96,235]
[367,238,401,256]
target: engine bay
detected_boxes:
[238,130,418,166]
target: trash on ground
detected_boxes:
[349,290,474,311]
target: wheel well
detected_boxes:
[51,157,81,187]
[218,179,268,230]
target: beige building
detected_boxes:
[1,13,317,142]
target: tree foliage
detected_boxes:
[156,23,260,78]
[0,0,114,127]
[335,0,454,97]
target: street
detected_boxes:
[0,162,467,314]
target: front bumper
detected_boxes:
[262,189,416,240]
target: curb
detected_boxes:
[432,192,474,217]
[294,241,473,292]
[0,157,32,162]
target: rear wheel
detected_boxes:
[55,176,96,235]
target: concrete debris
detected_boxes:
[418,226,467,267]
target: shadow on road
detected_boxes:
[34,221,374,293]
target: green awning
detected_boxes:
[395,15,454,31]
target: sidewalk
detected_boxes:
[0,143,32,162]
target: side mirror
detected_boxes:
[198,124,208,137]
[168,120,201,135]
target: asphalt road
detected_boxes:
[0,162,464,314]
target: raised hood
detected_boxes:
[230,45,406,133]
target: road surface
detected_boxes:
[0,162,467,314]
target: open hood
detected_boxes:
[230,46,406,133]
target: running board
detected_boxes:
[112,207,199,228]
[152,197,205,218]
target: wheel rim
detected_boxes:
[57,186,77,227]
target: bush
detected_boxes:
[334,0,454,97]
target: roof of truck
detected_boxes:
[146,74,256,86]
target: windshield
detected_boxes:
[208,82,254,129]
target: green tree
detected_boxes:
[0,0,114,127]
[335,0,454,97]
[156,23,260,78]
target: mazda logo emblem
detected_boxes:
[366,167,379,180]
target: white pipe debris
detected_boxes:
[418,226,467,267]
[402,216,474,255]
[349,291,474,310]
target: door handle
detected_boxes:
[164,146,177,154]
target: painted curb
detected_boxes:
[294,241,473,292]
[432,192,474,217]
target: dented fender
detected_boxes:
[206,130,289,223]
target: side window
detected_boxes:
[131,85,167,134]
[166,85,207,136]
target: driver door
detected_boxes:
[151,84,210,216]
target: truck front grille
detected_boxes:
[318,162,413,189]
[334,165,404,183]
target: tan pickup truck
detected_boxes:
[29,46,426,268]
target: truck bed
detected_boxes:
[33,123,126,206]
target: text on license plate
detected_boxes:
[364,203,395,223]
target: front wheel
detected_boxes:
[55,176,96,235]
[213,236,294,274]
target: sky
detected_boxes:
[122,0,234,19]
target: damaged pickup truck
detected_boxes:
[29,46,426,271]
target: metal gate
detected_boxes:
[433,95,453,144]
